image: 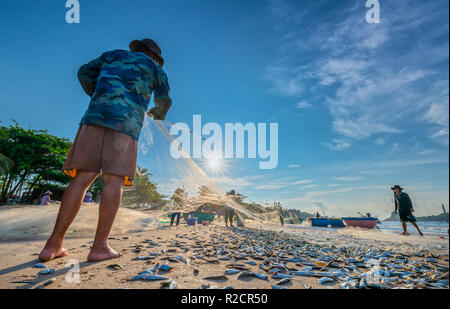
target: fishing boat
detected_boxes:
[306,218,345,228]
[341,217,378,229]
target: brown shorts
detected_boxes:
[62,124,138,186]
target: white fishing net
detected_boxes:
[135,118,282,225]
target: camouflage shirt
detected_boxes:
[78,49,171,140]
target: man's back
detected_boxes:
[78,49,171,140]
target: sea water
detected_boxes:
[378,221,448,237]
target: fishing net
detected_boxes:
[134,118,281,225]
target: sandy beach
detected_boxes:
[0,204,448,290]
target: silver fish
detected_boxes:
[318,277,335,285]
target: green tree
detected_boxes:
[122,166,167,208]
[0,153,14,176]
[0,122,72,204]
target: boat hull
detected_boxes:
[307,218,345,228]
[342,217,378,229]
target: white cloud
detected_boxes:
[322,139,351,151]
[374,138,386,145]
[296,101,312,109]
[300,184,318,190]
[333,176,362,181]
[388,143,400,155]
[265,0,449,144]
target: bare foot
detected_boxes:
[38,246,68,261]
[401,232,409,236]
[87,245,120,262]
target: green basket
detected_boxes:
[182,212,216,223]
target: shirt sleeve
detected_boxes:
[153,69,172,103]
[78,57,102,96]
[152,68,172,118]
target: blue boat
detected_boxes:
[329,218,345,228]
[307,218,345,228]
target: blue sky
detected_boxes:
[0,0,448,218]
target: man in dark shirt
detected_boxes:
[392,185,423,236]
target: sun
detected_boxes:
[208,157,221,170]
[202,151,226,175]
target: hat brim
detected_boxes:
[391,187,404,190]
[129,40,164,66]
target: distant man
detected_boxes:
[40,191,54,205]
[224,207,235,228]
[39,39,171,262]
[392,185,423,236]
[83,192,94,203]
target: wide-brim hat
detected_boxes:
[86,192,93,197]
[391,185,404,191]
[129,39,164,66]
[44,191,52,195]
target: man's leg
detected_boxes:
[401,221,408,235]
[411,222,424,236]
[224,211,229,227]
[39,171,98,261]
[170,213,175,226]
[87,174,123,262]
[176,212,181,226]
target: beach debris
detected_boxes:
[160,264,173,272]
[130,274,150,281]
[39,268,55,275]
[200,283,211,289]
[272,285,288,289]
[33,263,47,269]
[193,268,199,276]
[134,256,155,261]
[142,275,169,281]
[225,269,241,275]
[160,279,177,289]
[318,277,334,285]
[107,264,124,271]
[276,278,292,286]
[272,273,293,279]
[237,271,268,280]
[43,278,56,286]
[203,275,228,281]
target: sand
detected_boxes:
[0,204,158,241]
[0,204,448,289]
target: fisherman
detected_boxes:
[39,39,172,262]
[392,185,424,236]
[224,207,235,228]
[40,191,54,206]
[170,188,185,227]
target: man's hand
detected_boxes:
[147,99,171,120]
[411,208,414,212]
[394,210,398,214]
